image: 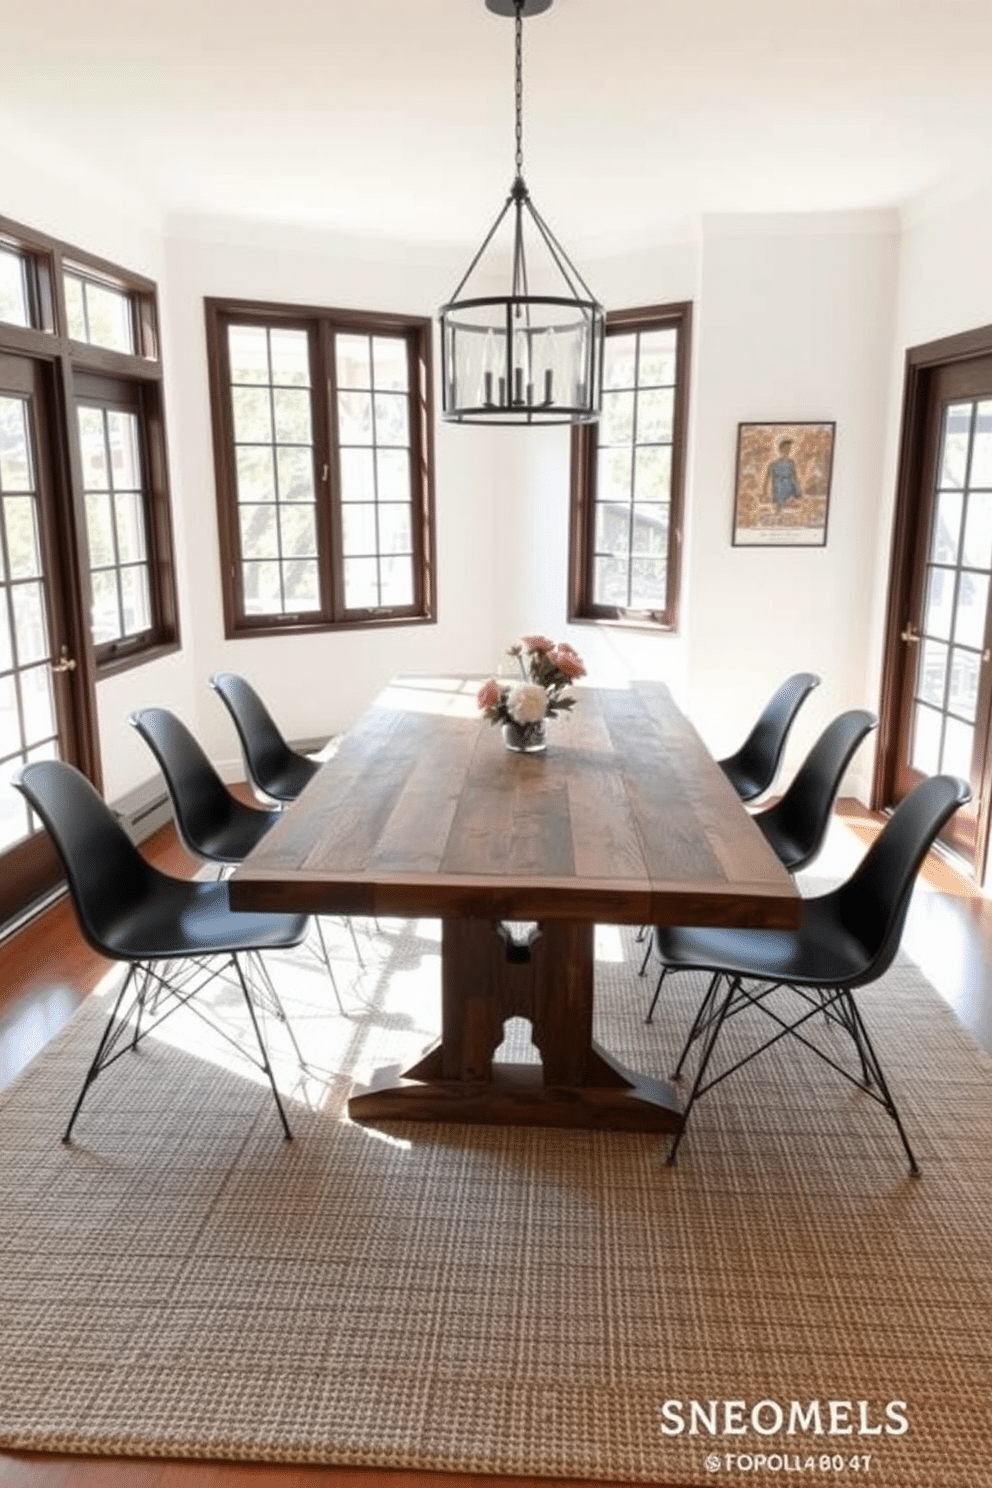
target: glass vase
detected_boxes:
[502,719,547,754]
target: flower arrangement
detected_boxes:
[477,635,586,751]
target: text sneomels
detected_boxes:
[659,1399,909,1437]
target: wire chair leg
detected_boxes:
[232,955,293,1141]
[64,965,137,1144]
[343,916,365,968]
[638,934,654,979]
[245,951,309,1072]
[312,919,346,1014]
[671,972,722,1078]
[667,974,738,1166]
[645,963,669,1023]
[844,993,920,1176]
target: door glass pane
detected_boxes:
[922,565,954,640]
[949,647,980,722]
[972,401,992,488]
[938,404,972,489]
[11,582,48,666]
[942,716,974,779]
[962,490,992,569]
[910,703,942,775]
[953,572,989,649]
[0,398,33,492]
[932,489,963,564]
[19,663,56,748]
[917,638,948,708]
[4,497,41,578]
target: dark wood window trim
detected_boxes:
[875,321,992,812]
[0,212,179,678]
[568,301,692,633]
[205,296,437,639]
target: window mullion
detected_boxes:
[315,321,341,622]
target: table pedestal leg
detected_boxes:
[347,918,683,1132]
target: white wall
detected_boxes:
[10,112,984,816]
[685,213,899,795]
[160,217,501,773]
[505,213,900,800]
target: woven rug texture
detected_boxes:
[0,917,991,1487]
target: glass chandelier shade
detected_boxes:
[438,0,605,426]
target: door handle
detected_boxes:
[50,645,76,674]
[900,623,919,644]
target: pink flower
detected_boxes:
[550,646,586,679]
[477,678,502,710]
[521,634,554,654]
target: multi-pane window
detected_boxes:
[207,299,434,635]
[77,402,152,647]
[0,214,178,677]
[569,303,691,630]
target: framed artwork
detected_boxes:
[732,421,836,547]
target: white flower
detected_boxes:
[507,683,548,725]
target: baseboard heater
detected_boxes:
[111,776,173,845]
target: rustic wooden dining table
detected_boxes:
[229,675,800,1133]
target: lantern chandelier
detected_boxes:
[438,0,605,426]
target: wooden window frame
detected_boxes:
[205,296,437,639]
[0,213,179,678]
[568,301,692,633]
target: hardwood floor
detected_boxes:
[1,799,990,1488]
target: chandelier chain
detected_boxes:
[514,1,524,178]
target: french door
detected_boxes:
[0,352,87,921]
[884,348,992,872]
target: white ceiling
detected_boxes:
[4,0,992,253]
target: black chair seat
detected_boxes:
[656,896,877,993]
[208,672,320,804]
[751,708,877,874]
[129,707,279,865]
[100,875,308,962]
[718,671,820,802]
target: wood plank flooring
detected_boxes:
[1,799,990,1488]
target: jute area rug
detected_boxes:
[1,917,991,1487]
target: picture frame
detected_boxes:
[732,421,836,547]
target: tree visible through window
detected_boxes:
[569,302,691,630]
[206,299,435,636]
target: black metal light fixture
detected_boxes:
[438,0,605,426]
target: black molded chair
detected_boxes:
[13,759,312,1143]
[751,707,877,873]
[647,773,970,1172]
[129,706,278,866]
[718,671,820,802]
[129,706,351,1005]
[209,672,320,804]
[640,707,877,983]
